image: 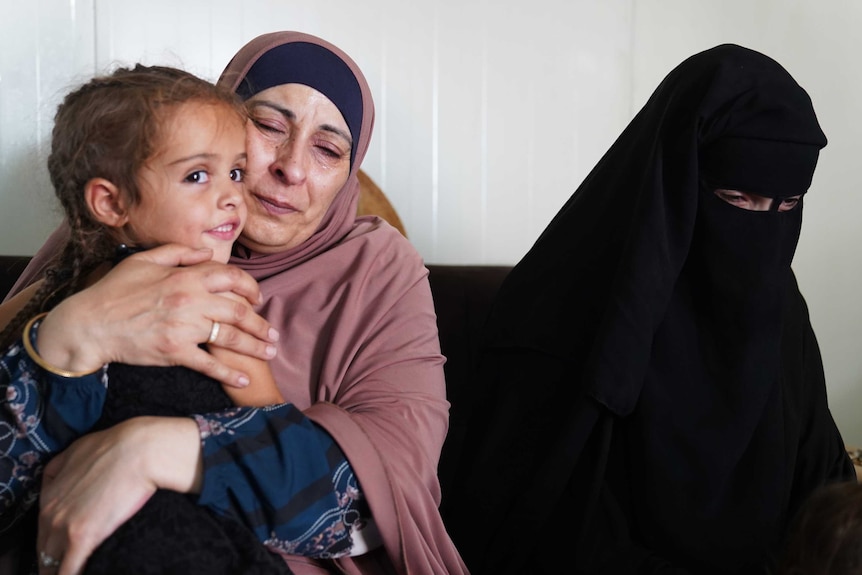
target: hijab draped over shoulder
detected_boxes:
[218,31,465,574]
[452,44,855,574]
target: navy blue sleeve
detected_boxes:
[0,333,107,533]
[193,404,371,558]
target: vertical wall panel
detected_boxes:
[373,0,438,257]
[94,0,228,78]
[435,0,487,264]
[0,0,95,255]
[480,1,632,264]
[482,4,541,263]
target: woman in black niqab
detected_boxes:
[446,44,856,574]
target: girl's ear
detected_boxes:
[85,178,129,228]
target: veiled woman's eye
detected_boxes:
[712,188,781,211]
[778,197,801,212]
[714,189,747,206]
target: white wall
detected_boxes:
[1,0,860,443]
[0,0,632,265]
[0,0,95,247]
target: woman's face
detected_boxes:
[713,189,802,212]
[239,83,352,253]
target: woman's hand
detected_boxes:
[37,416,203,575]
[36,244,279,388]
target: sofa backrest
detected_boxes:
[425,264,511,496]
[0,256,32,301]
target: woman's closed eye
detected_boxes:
[315,141,345,159]
[251,118,286,135]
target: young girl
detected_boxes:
[0,65,286,574]
[777,482,862,574]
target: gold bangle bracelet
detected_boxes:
[22,312,101,378]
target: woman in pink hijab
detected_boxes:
[4,32,466,575]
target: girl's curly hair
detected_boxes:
[0,65,246,349]
[778,481,862,574]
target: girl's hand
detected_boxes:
[36,244,279,388]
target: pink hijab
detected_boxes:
[219,32,466,574]
[220,31,372,272]
[8,32,467,575]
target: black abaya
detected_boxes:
[446,44,856,575]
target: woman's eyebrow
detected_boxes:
[250,100,352,146]
[320,124,352,147]
[250,100,295,120]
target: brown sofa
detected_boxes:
[0,255,511,501]
[0,256,32,300]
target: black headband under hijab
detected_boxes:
[235,41,363,167]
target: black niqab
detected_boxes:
[449,44,855,574]
[485,44,825,414]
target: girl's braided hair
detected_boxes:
[0,64,245,350]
